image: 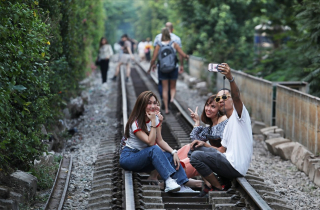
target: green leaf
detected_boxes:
[13,85,26,91]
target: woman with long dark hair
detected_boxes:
[97,37,113,83]
[120,91,192,192]
[177,94,229,196]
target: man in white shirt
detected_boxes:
[190,63,253,192]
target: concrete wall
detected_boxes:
[188,56,206,78]
[276,85,320,154]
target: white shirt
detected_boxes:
[153,33,182,47]
[221,104,253,176]
[138,41,146,54]
[126,116,160,150]
[99,44,113,60]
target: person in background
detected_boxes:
[111,34,134,82]
[97,37,113,83]
[145,37,153,62]
[138,39,146,62]
[148,28,188,114]
[190,63,253,196]
[152,22,183,110]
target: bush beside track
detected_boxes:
[0,0,105,171]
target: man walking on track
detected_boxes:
[151,22,184,109]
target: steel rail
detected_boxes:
[58,156,72,210]
[44,156,63,210]
[44,155,72,210]
[134,61,272,210]
[120,66,135,210]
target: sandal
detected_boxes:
[147,180,160,186]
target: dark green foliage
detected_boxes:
[0,1,50,170]
[296,0,320,96]
[0,0,105,170]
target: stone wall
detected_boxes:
[276,85,320,154]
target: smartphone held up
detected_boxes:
[208,63,224,72]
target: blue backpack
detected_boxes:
[158,41,176,73]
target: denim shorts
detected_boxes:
[158,67,179,80]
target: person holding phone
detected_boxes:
[190,63,253,195]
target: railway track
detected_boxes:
[44,156,72,210]
[123,62,290,210]
[45,59,290,210]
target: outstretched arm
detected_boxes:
[218,63,243,117]
[148,45,160,73]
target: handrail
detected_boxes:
[120,66,135,210]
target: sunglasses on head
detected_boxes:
[215,95,231,102]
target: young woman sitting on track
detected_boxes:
[120,91,192,192]
[177,94,229,197]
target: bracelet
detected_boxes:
[150,126,157,128]
[228,77,235,82]
[171,149,177,155]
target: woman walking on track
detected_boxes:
[148,28,189,114]
[98,37,113,83]
[119,91,190,192]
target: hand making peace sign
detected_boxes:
[188,106,200,124]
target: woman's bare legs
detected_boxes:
[162,80,169,113]
[114,62,122,76]
[169,80,177,102]
[126,62,131,78]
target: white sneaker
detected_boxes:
[178,185,200,193]
[165,178,180,193]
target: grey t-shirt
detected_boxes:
[126,116,160,150]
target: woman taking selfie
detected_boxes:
[119,91,189,192]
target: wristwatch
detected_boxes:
[171,149,177,155]
[228,77,235,82]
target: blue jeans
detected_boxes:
[120,145,189,185]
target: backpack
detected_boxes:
[158,41,176,73]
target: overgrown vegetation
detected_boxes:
[0,0,105,171]
[111,0,319,96]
